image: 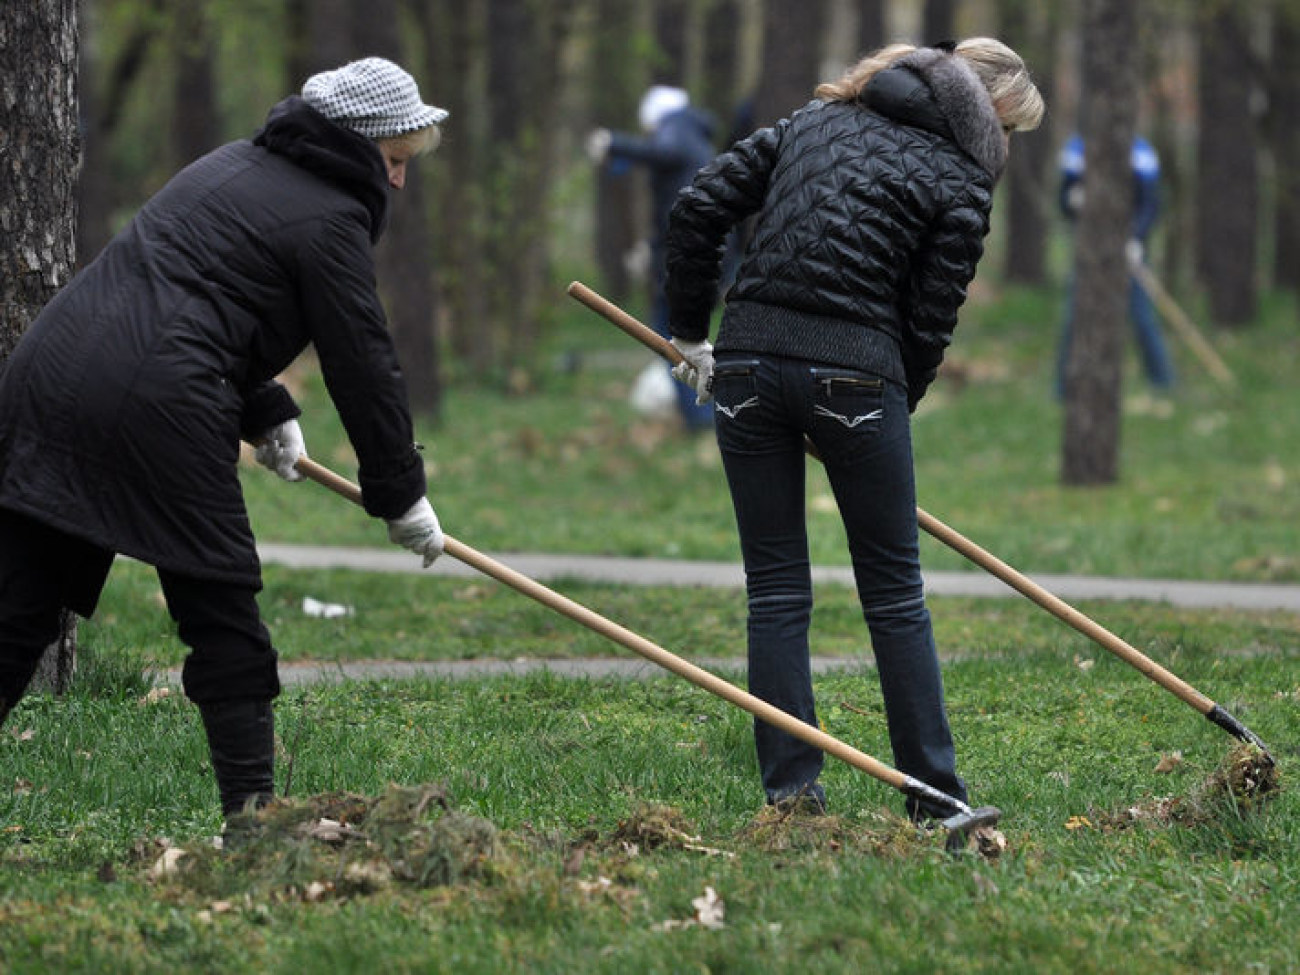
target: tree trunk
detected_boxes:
[1269,1,1300,291]
[480,0,579,383]
[75,0,164,265]
[1196,4,1259,326]
[857,0,886,54]
[653,0,691,85]
[423,0,490,372]
[0,0,81,692]
[352,0,443,418]
[591,0,646,302]
[1061,0,1137,487]
[921,0,956,44]
[171,4,218,167]
[752,0,826,128]
[1000,0,1055,285]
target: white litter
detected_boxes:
[302,596,353,619]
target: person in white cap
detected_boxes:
[587,85,719,432]
[0,57,446,825]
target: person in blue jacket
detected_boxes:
[1056,133,1175,393]
[588,86,718,430]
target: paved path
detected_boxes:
[257,542,1300,612]
[153,542,1297,689]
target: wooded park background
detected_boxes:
[4,0,1298,417]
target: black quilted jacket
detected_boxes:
[664,48,1007,407]
[0,97,424,585]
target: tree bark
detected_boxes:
[171,4,219,167]
[1061,0,1137,487]
[591,0,646,301]
[1269,1,1300,291]
[999,0,1055,285]
[353,0,443,418]
[1196,4,1259,326]
[857,0,886,54]
[752,0,826,128]
[921,0,957,44]
[0,0,81,692]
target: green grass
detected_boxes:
[1,649,1295,973]
[3,279,1299,971]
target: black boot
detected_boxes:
[198,699,276,818]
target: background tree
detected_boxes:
[751,0,827,128]
[1267,0,1300,292]
[1061,0,1139,487]
[171,3,218,167]
[999,0,1057,285]
[1195,0,1260,326]
[0,0,82,692]
[589,0,647,302]
[921,0,956,43]
[857,0,886,54]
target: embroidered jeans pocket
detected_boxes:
[810,370,885,432]
[712,360,761,421]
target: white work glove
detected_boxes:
[1125,238,1144,268]
[253,419,305,482]
[1065,183,1085,216]
[586,128,612,164]
[669,337,715,405]
[386,497,444,567]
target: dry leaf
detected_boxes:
[139,687,172,706]
[1064,815,1093,831]
[1154,752,1184,774]
[692,886,726,929]
[150,846,187,879]
[971,826,1008,859]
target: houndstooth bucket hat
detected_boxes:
[302,57,448,139]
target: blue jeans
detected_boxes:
[711,355,966,817]
[1057,269,1175,394]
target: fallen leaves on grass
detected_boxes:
[1082,743,1280,831]
[611,802,733,858]
[147,783,502,903]
[653,886,725,932]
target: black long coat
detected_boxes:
[0,98,425,586]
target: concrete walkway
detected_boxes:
[257,542,1300,612]
[158,542,1296,689]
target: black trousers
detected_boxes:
[0,507,280,709]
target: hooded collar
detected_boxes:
[861,48,1007,179]
[254,96,390,242]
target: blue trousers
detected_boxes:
[1057,269,1175,393]
[710,355,966,817]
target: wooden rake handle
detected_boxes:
[289,454,921,799]
[565,280,1222,719]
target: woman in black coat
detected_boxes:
[662,39,1044,818]
[0,57,446,820]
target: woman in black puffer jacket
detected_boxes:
[662,39,1044,818]
[0,58,447,820]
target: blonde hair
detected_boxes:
[815,37,1044,133]
[378,124,442,159]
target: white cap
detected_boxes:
[638,85,689,132]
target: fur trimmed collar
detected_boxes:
[865,48,1007,178]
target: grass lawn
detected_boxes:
[1,279,1297,972]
